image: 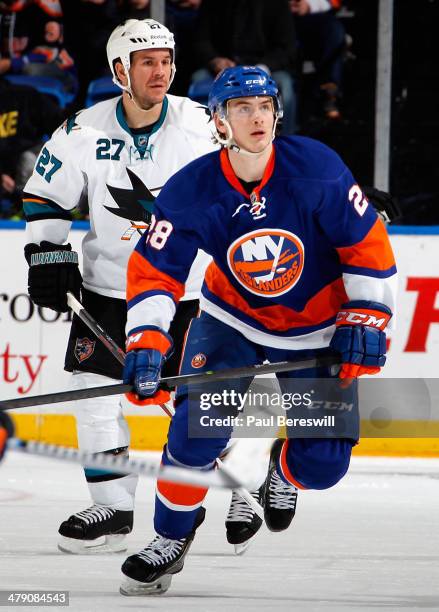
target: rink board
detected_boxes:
[2,222,439,456]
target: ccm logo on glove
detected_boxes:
[126,332,143,348]
[330,300,393,382]
[125,328,172,355]
[335,308,391,330]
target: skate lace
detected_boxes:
[137,535,185,567]
[269,471,298,510]
[74,505,116,525]
[226,490,259,523]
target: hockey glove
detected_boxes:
[124,327,173,406]
[362,186,401,224]
[24,241,83,313]
[330,300,392,381]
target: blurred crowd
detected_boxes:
[0,0,352,218]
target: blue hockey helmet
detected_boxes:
[208,65,283,118]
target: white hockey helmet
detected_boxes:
[106,19,176,93]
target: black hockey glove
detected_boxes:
[24,241,83,312]
[362,186,401,224]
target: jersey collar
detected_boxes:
[116,96,169,137]
[219,146,276,202]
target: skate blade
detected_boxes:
[58,534,128,554]
[119,575,172,596]
[230,521,263,556]
[233,540,251,555]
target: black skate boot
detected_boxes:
[120,507,206,596]
[263,439,298,532]
[225,488,264,555]
[58,505,133,554]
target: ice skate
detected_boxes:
[120,507,205,596]
[58,504,133,554]
[263,439,298,532]
[225,488,264,555]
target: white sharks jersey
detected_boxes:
[24,94,217,299]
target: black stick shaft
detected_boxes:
[0,356,338,411]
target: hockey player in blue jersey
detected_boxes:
[120,66,397,595]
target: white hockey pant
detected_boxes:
[71,371,138,511]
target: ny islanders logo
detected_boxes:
[227,229,304,297]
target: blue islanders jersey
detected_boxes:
[126,136,397,349]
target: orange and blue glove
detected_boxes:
[123,326,173,406]
[330,300,392,381]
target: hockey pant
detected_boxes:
[71,371,138,511]
[155,312,359,539]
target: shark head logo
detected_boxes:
[61,111,82,135]
[105,168,155,224]
[105,169,159,239]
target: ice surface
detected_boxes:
[1,452,439,611]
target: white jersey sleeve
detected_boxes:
[23,113,87,246]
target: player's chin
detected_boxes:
[248,136,270,153]
[148,85,167,97]
[141,89,166,107]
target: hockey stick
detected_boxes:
[66,292,265,518]
[66,292,174,416]
[6,438,240,490]
[0,355,338,411]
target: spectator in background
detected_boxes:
[119,0,150,20]
[60,0,119,105]
[289,0,346,119]
[166,0,202,95]
[191,0,298,134]
[0,76,65,217]
[0,0,77,93]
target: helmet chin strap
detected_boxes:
[126,90,161,115]
[216,112,280,158]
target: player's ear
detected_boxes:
[114,60,127,86]
[214,113,226,136]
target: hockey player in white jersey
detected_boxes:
[22,18,218,554]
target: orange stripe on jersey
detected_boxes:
[280,440,307,490]
[336,218,395,271]
[205,262,347,331]
[127,250,185,304]
[23,197,48,204]
[157,478,208,507]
